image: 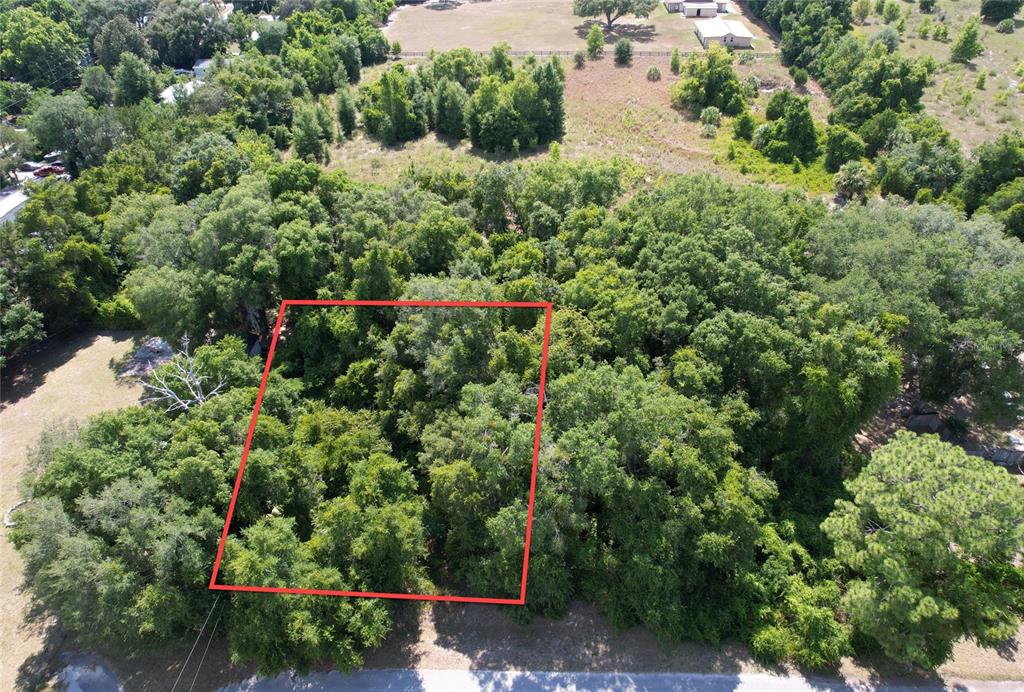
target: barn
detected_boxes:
[694,16,754,49]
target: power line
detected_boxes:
[170,595,221,692]
[1,64,85,116]
[188,611,223,692]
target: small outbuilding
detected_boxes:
[695,16,754,48]
[665,0,719,16]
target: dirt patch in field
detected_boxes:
[384,0,777,54]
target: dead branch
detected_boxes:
[141,335,227,412]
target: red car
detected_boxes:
[32,165,66,178]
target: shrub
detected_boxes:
[824,125,866,173]
[732,110,756,140]
[791,67,809,87]
[390,41,402,57]
[752,123,773,150]
[882,1,900,23]
[671,45,746,115]
[613,38,633,66]
[336,89,357,138]
[744,75,759,99]
[950,16,983,63]
[433,79,469,139]
[702,122,718,138]
[647,66,661,81]
[996,19,1015,34]
[96,293,141,329]
[752,626,796,664]
[976,73,986,90]
[586,24,604,58]
[670,48,681,74]
[834,160,872,202]
[574,50,586,69]
[700,106,722,126]
[270,125,291,149]
[868,26,900,53]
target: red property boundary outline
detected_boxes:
[209,299,554,605]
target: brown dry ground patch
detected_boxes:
[383,0,777,55]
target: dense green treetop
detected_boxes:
[823,431,1024,668]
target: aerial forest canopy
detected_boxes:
[9,153,1024,674]
[1,0,1023,682]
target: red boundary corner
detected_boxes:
[208,299,554,605]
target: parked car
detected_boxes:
[33,165,66,178]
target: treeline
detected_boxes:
[9,152,1024,674]
[359,45,566,154]
[0,2,570,364]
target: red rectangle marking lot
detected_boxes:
[208,299,554,605]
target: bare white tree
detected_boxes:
[142,335,226,412]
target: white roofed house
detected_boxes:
[159,79,203,104]
[665,0,720,16]
[0,186,28,224]
[695,16,754,49]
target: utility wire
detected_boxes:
[170,595,220,692]
[188,611,223,692]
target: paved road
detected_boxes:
[219,668,1024,691]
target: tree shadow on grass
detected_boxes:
[1,333,90,412]
[14,600,67,691]
[425,0,462,10]
[430,600,751,675]
[995,633,1020,661]
[574,19,658,44]
[0,330,143,412]
[428,600,967,691]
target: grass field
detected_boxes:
[383,0,777,54]
[327,52,829,196]
[0,332,144,690]
[854,2,1024,150]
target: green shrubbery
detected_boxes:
[359,45,565,154]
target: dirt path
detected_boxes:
[0,331,144,691]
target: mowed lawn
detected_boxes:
[384,0,777,54]
[0,332,143,690]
